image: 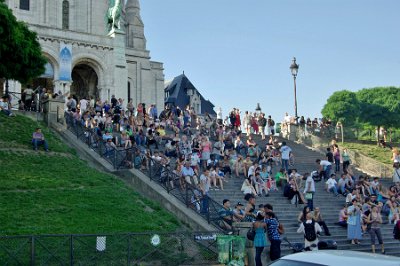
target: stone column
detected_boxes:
[108,29,128,102]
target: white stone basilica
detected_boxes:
[5,0,164,108]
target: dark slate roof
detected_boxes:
[164,74,216,115]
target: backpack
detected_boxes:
[303,221,317,241]
[270,119,275,126]
[394,220,400,240]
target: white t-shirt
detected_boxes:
[80,99,88,110]
[304,175,315,193]
[248,165,257,177]
[326,178,337,189]
[320,160,332,167]
[280,146,292,160]
[191,154,200,166]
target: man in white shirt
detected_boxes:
[303,173,316,211]
[280,141,292,173]
[247,162,259,178]
[325,174,339,196]
[199,169,211,214]
[316,159,332,180]
[79,97,88,114]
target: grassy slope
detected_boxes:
[342,142,392,165]
[0,114,179,235]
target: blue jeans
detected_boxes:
[323,165,332,180]
[32,139,48,151]
[281,159,289,173]
[255,246,264,266]
[329,186,339,196]
[306,192,314,211]
[200,193,209,214]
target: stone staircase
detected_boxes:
[208,135,400,257]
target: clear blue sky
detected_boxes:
[139,0,400,120]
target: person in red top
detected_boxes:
[234,109,241,130]
[32,128,49,151]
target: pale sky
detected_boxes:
[139,0,400,120]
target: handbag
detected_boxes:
[305,192,313,200]
[247,227,256,241]
[278,222,285,234]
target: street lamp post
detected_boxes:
[290,57,299,124]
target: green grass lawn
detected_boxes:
[342,141,393,165]
[0,114,179,235]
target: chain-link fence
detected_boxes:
[0,232,223,265]
[63,113,228,231]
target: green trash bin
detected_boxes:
[275,122,281,134]
[217,235,246,266]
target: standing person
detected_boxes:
[199,169,211,214]
[253,213,267,266]
[297,212,322,250]
[333,145,341,173]
[303,172,316,211]
[244,111,252,136]
[392,162,400,184]
[258,113,267,140]
[264,211,281,261]
[342,148,351,171]
[79,96,88,114]
[326,147,334,164]
[347,199,362,245]
[201,136,212,170]
[280,141,292,173]
[367,205,385,254]
[23,85,34,111]
[110,94,118,108]
[267,115,275,136]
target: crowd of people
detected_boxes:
[7,90,400,264]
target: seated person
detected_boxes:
[218,199,234,231]
[233,202,245,222]
[0,96,13,116]
[32,127,49,151]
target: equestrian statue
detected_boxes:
[106,0,122,33]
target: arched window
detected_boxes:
[20,0,30,10]
[62,1,70,30]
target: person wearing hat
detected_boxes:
[233,202,245,222]
[218,199,234,231]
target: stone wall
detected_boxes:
[295,131,393,178]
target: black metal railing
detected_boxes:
[0,232,221,265]
[63,113,228,231]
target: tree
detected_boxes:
[321,90,360,126]
[0,1,46,91]
[357,87,400,142]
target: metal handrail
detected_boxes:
[63,112,228,231]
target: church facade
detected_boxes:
[4,0,165,109]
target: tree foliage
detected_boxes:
[321,90,360,126]
[0,2,46,84]
[322,87,400,130]
[357,87,400,129]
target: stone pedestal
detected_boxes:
[108,29,128,101]
[43,99,65,125]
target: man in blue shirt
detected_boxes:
[181,161,198,186]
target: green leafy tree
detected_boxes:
[0,1,46,92]
[321,90,360,126]
[357,87,400,141]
